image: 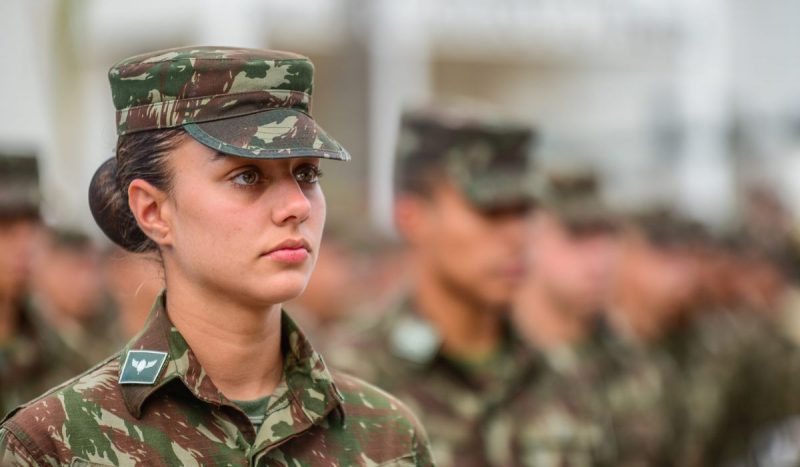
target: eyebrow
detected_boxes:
[209,151,228,163]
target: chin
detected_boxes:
[253,273,311,305]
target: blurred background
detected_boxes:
[4,0,800,235]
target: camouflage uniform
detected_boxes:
[0,292,433,465]
[330,300,537,466]
[661,308,800,466]
[490,317,678,467]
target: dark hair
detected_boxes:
[88,129,185,253]
[393,155,447,198]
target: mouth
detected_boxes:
[261,238,312,264]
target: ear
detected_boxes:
[128,179,173,247]
[393,194,431,246]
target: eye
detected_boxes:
[232,169,261,187]
[294,164,323,184]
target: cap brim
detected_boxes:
[183,108,350,161]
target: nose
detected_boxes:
[271,176,312,226]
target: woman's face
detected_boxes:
[159,138,326,307]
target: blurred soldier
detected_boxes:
[687,234,800,466]
[0,153,43,417]
[507,173,673,466]
[28,228,122,374]
[329,107,539,466]
[609,213,800,466]
[514,172,619,350]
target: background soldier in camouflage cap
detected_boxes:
[0,152,44,418]
[329,107,539,466]
[506,172,676,466]
[0,46,433,466]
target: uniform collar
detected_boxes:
[388,296,538,374]
[119,290,345,429]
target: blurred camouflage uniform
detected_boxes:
[500,174,676,466]
[0,161,122,417]
[607,214,800,466]
[330,109,540,466]
[0,154,46,418]
[333,300,537,466]
[0,292,433,465]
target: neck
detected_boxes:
[165,278,284,401]
[514,281,593,350]
[413,261,503,360]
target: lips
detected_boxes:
[262,239,311,264]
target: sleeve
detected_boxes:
[0,427,40,466]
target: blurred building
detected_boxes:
[2,0,800,237]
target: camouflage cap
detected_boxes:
[0,152,40,218]
[109,46,350,161]
[542,171,618,232]
[395,107,538,209]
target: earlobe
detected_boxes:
[128,179,172,247]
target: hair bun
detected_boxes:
[88,157,150,252]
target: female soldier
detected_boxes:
[0,46,432,466]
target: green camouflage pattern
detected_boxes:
[0,154,40,217]
[0,300,117,419]
[487,318,678,467]
[328,298,537,467]
[109,46,350,161]
[653,308,800,466]
[395,108,538,209]
[541,171,619,231]
[0,292,432,466]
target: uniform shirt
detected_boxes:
[490,318,678,467]
[0,292,433,466]
[328,298,537,467]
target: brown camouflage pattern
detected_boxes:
[109,46,349,161]
[0,292,432,466]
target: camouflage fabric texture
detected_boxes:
[0,292,433,466]
[395,108,538,209]
[485,318,678,467]
[0,154,40,218]
[652,308,800,466]
[0,300,114,420]
[109,46,350,161]
[328,298,538,467]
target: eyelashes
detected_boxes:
[230,163,323,189]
